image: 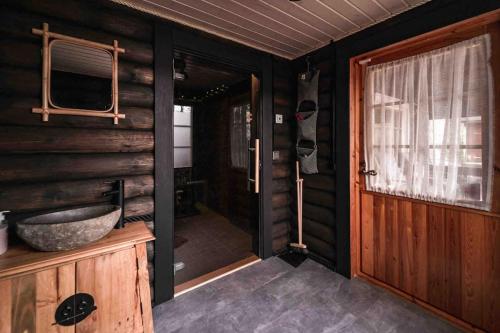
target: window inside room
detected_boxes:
[174,104,192,168]
[230,103,250,169]
[363,34,494,210]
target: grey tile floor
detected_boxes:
[154,257,461,333]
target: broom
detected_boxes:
[289,160,308,254]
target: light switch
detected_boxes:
[275,114,283,124]
[272,151,280,161]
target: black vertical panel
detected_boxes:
[154,21,174,303]
[261,55,273,259]
[329,42,336,170]
[333,0,500,278]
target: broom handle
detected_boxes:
[296,161,303,246]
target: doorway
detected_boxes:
[349,12,500,332]
[172,52,261,293]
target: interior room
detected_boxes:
[0,0,498,332]
[172,54,259,290]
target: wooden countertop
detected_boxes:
[0,221,154,280]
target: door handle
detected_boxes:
[248,139,260,193]
[359,161,377,176]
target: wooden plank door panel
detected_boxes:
[411,202,428,301]
[384,197,399,289]
[36,264,76,333]
[11,274,36,333]
[360,192,373,276]
[427,205,446,310]
[373,195,386,281]
[76,247,144,333]
[460,212,484,326]
[483,216,500,333]
[0,263,75,333]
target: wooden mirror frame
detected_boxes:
[32,23,126,124]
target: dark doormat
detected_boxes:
[174,235,188,249]
[278,250,308,268]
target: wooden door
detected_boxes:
[0,263,76,333]
[75,247,145,333]
[350,12,500,333]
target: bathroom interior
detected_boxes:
[0,0,499,332]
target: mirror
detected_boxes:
[49,40,113,111]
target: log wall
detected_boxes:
[0,0,156,296]
[291,47,336,267]
[0,0,300,302]
[272,58,294,253]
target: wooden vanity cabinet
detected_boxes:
[0,222,154,333]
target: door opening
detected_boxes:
[172,52,261,293]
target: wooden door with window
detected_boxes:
[350,11,500,333]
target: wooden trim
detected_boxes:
[349,57,361,277]
[350,9,500,64]
[356,272,480,333]
[361,190,500,219]
[153,21,175,304]
[173,255,260,295]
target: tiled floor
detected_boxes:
[154,257,461,333]
[174,207,254,285]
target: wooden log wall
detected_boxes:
[272,58,293,253]
[291,47,336,267]
[0,0,156,297]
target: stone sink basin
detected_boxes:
[16,205,121,251]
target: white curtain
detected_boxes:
[364,34,494,211]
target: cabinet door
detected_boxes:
[75,247,144,333]
[0,263,76,333]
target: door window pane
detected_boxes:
[363,34,494,211]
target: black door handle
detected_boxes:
[359,161,377,176]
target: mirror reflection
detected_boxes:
[49,40,113,111]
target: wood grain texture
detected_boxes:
[360,192,500,332]
[0,279,12,333]
[76,247,143,333]
[135,243,154,333]
[483,216,500,333]
[360,192,373,276]
[0,127,153,153]
[427,205,446,309]
[11,274,36,333]
[272,58,293,253]
[373,195,386,281]
[35,264,75,333]
[0,175,153,212]
[0,153,154,184]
